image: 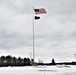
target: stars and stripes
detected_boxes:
[34,8,47,15]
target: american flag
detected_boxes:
[34,8,47,15]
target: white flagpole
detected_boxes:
[32,7,35,62]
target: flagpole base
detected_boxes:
[31,59,37,66]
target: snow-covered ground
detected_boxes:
[0,65,76,75]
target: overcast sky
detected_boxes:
[0,0,76,62]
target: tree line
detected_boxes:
[0,55,75,67]
[0,55,31,67]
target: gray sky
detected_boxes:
[0,0,76,62]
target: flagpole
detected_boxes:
[32,7,35,62]
[32,7,46,63]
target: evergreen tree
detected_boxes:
[52,58,56,65]
[6,55,12,66]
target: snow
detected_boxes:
[0,65,76,75]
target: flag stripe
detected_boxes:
[34,8,46,14]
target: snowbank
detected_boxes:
[0,65,76,75]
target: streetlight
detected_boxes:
[74,54,76,66]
